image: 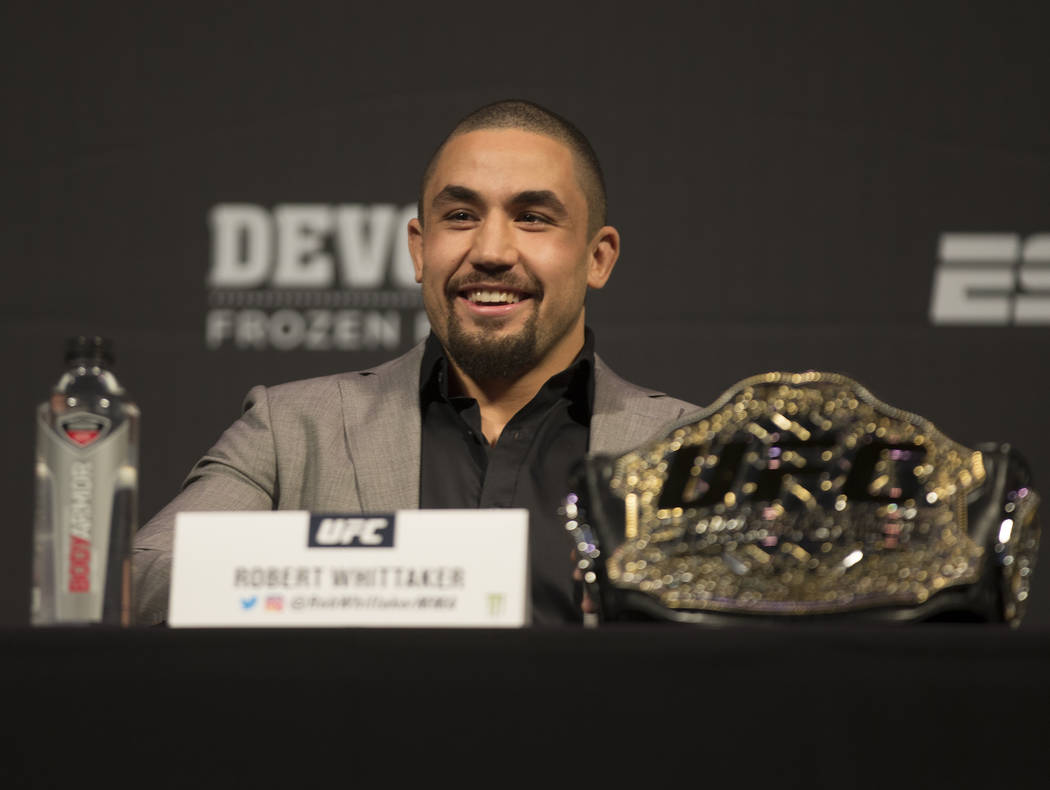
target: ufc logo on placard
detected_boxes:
[308,516,395,547]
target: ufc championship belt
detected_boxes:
[566,372,1040,626]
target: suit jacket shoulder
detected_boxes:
[199,342,428,515]
[591,354,699,455]
[131,344,428,624]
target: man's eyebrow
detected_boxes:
[432,185,481,207]
[510,190,568,216]
[431,185,569,217]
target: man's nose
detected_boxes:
[469,216,518,268]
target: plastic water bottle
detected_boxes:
[31,337,139,625]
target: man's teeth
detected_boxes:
[467,290,522,304]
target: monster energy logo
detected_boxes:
[486,593,505,616]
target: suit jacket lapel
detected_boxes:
[338,343,424,511]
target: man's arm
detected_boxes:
[132,385,278,625]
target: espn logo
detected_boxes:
[308,515,395,548]
[930,233,1050,325]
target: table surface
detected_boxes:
[2,624,1047,788]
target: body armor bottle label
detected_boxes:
[32,337,139,625]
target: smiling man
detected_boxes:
[132,100,697,625]
[410,121,620,446]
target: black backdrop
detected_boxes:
[3,3,1048,625]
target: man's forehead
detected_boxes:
[427,128,582,199]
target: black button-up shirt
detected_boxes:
[419,331,594,625]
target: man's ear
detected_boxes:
[587,225,620,289]
[408,217,424,283]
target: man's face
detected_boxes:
[408,128,617,382]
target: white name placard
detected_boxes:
[168,510,529,627]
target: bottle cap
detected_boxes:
[65,336,115,366]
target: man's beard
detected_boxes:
[439,268,546,382]
[444,307,540,382]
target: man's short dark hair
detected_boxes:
[418,99,608,235]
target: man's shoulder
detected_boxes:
[591,354,700,454]
[260,342,425,403]
[593,354,698,413]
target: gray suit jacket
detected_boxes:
[132,342,697,624]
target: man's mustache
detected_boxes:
[445,270,543,300]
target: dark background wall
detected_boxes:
[3,3,1048,625]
